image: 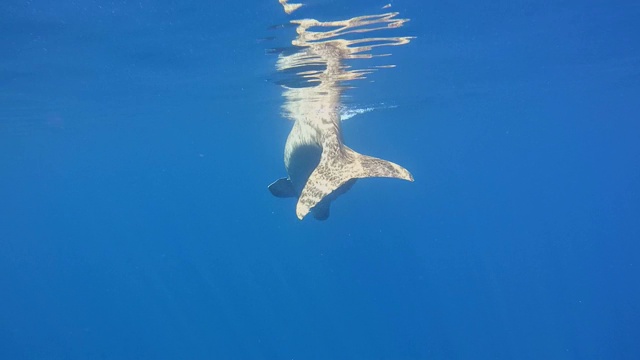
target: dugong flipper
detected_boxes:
[268,178,297,198]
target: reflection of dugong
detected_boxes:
[268,13,414,220]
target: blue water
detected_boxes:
[1,0,639,359]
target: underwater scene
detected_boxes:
[1,0,639,359]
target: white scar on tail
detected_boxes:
[268,12,414,220]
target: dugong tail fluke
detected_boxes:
[296,139,413,220]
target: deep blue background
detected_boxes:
[1,0,639,359]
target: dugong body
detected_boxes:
[268,13,414,220]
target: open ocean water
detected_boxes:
[1,0,639,359]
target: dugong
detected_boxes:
[268,13,414,220]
